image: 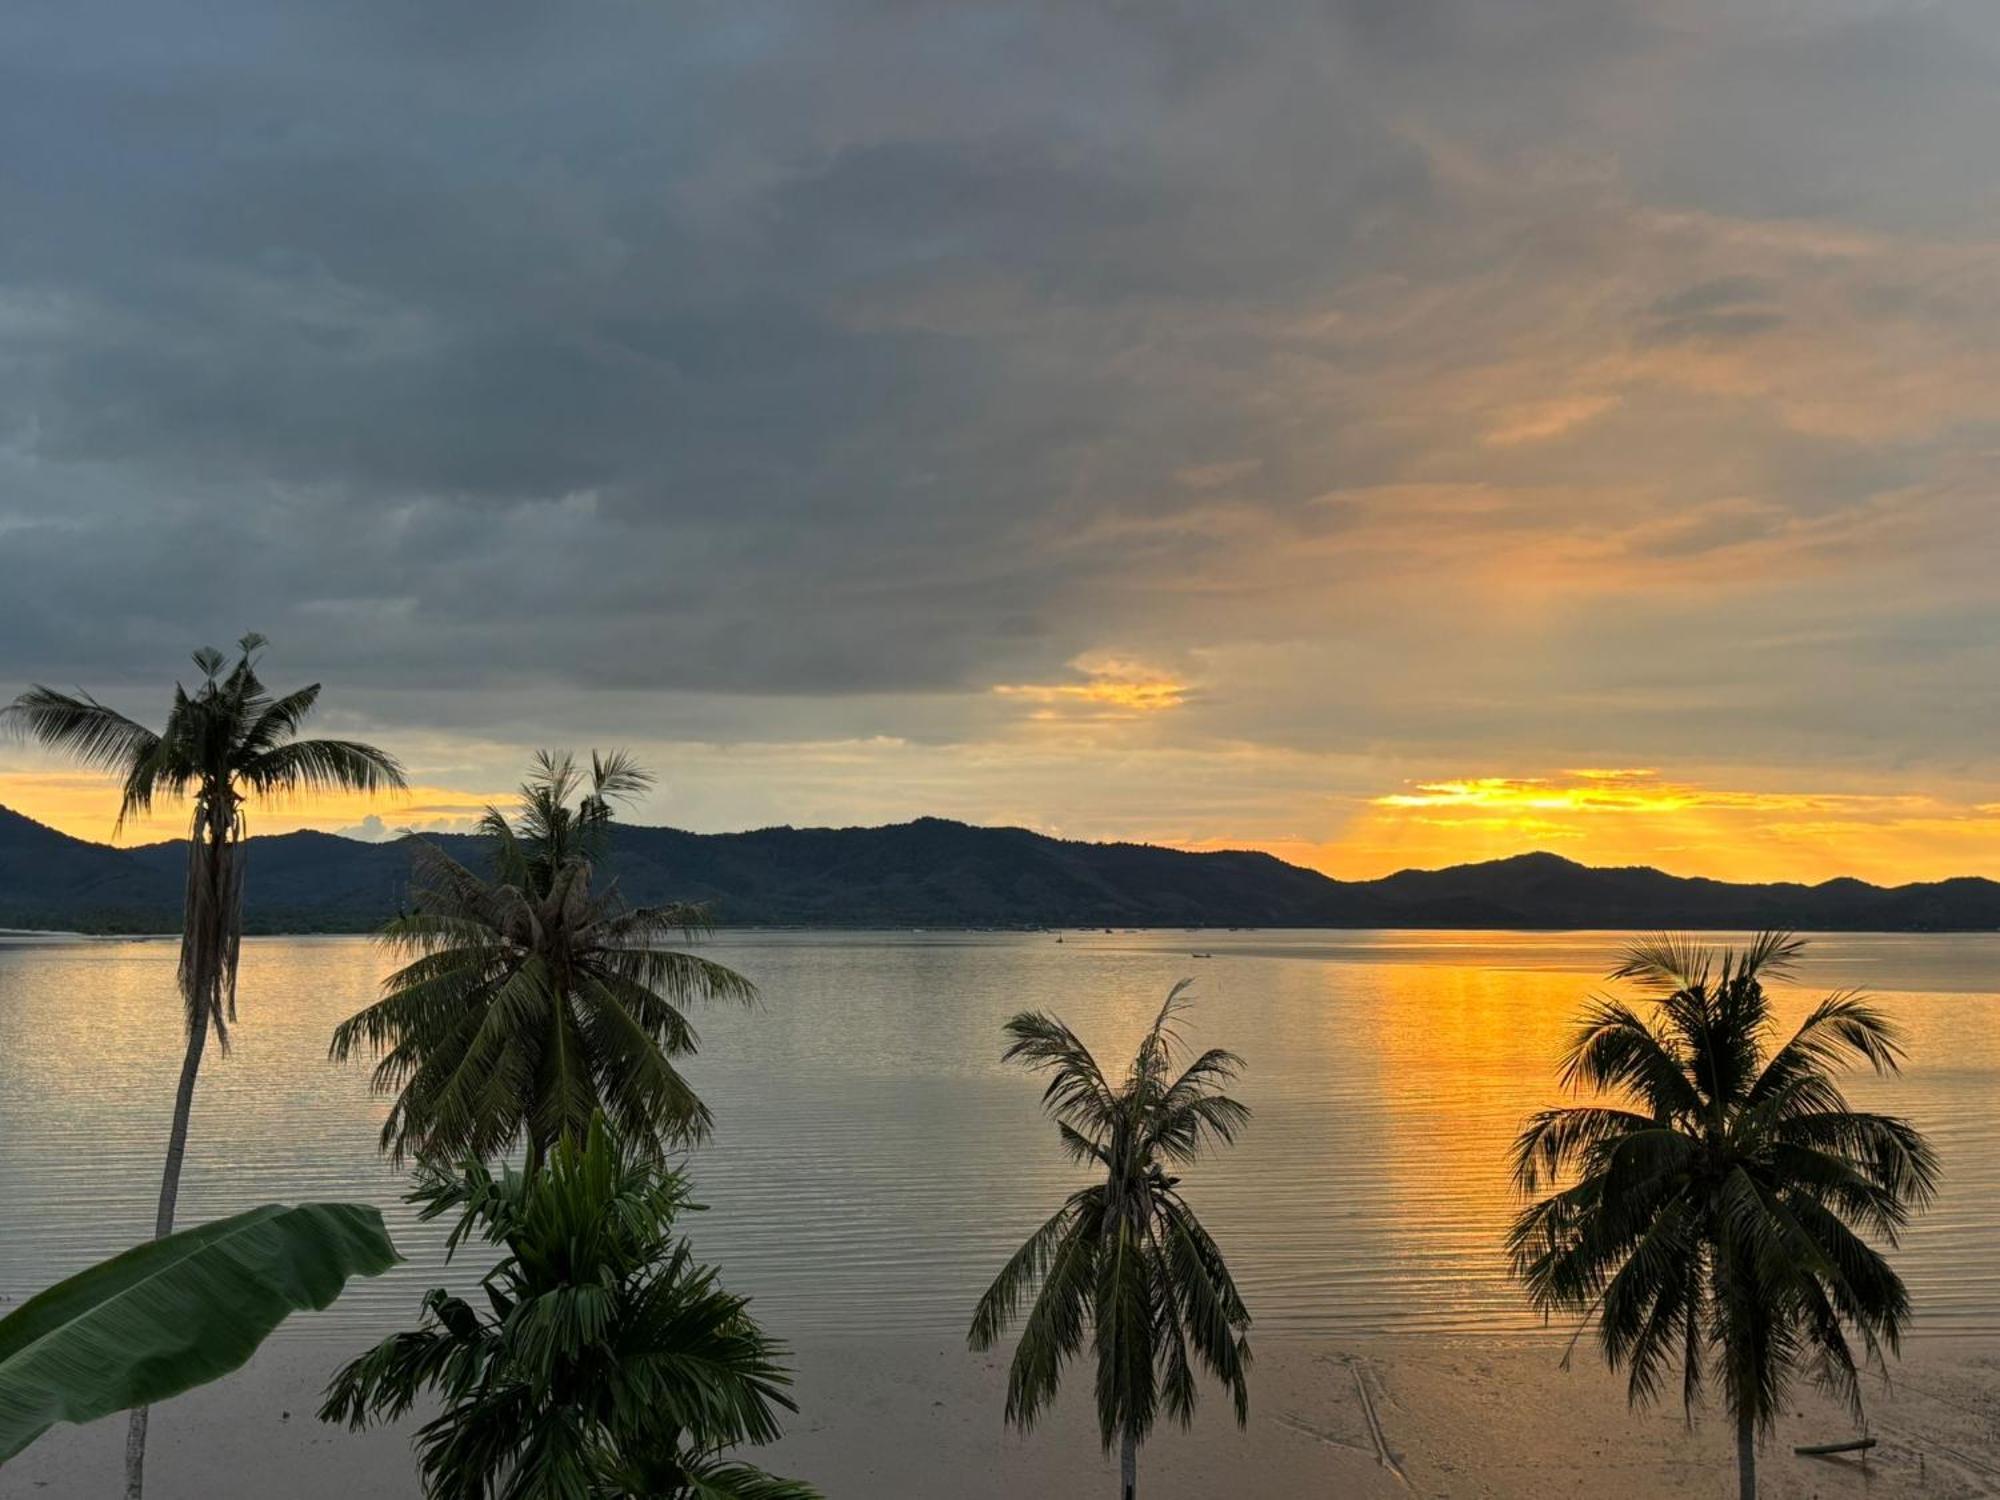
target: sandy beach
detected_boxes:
[6,1333,1995,1498]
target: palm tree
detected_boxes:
[330,750,754,1171]
[1508,932,1940,1500]
[3,634,404,1499]
[321,1114,818,1500]
[968,982,1251,1500]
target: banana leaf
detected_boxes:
[0,1202,400,1462]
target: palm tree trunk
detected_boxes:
[1736,1408,1756,1500]
[126,810,233,1500]
[1120,1429,1136,1500]
[121,1407,150,1500]
[122,998,210,1498]
[153,999,212,1239]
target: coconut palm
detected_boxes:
[330,750,754,1171]
[1508,932,1940,1500]
[3,634,404,1498]
[968,982,1251,1500]
[321,1114,817,1500]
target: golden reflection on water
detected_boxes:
[1359,963,1573,1280]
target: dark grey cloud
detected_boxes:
[1641,276,1787,344]
[0,0,1995,791]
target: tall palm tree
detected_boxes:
[3,634,404,1499]
[331,750,754,1171]
[1508,932,1940,1500]
[969,982,1251,1500]
[322,1113,818,1500]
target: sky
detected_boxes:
[1,0,1997,884]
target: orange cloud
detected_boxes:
[1481,392,1620,447]
[992,654,1191,721]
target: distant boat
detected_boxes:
[1190,951,1212,959]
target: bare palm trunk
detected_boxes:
[1736,1409,1756,1500]
[125,807,238,1500]
[121,1002,211,1498]
[1120,1429,1136,1500]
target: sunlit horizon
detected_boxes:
[4,760,1994,889]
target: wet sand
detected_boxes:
[6,1333,1996,1497]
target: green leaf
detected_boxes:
[0,1203,400,1461]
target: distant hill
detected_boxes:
[2,806,1996,934]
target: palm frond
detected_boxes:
[238,683,322,754]
[968,1192,1093,1351]
[1155,1194,1250,1423]
[1558,999,1700,1116]
[1000,1011,1119,1130]
[2,686,160,776]
[671,1456,822,1500]
[1733,930,1809,985]
[1610,933,1714,994]
[240,737,407,799]
[1511,1107,1677,1193]
[1001,1200,1102,1430]
[1750,993,1906,1110]
[1091,1212,1157,1450]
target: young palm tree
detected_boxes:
[1509,932,1940,1500]
[330,750,754,1171]
[969,982,1251,1500]
[3,634,404,1499]
[321,1114,817,1500]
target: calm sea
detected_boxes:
[1,930,1994,1344]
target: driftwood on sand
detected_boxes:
[1793,1437,1878,1457]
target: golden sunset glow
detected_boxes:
[1167,767,2000,886]
[992,655,1191,721]
[5,746,1995,888]
[1371,769,1940,820]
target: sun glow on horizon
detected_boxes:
[1171,767,2000,886]
[4,753,1996,890]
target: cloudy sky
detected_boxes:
[2,0,1997,882]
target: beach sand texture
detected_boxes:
[5,1334,1996,1497]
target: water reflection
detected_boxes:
[0,930,1993,1343]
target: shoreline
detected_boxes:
[7,1332,1995,1498]
[10,923,2000,940]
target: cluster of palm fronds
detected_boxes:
[331,749,754,1169]
[1508,932,1939,1498]
[324,747,808,1496]
[322,1119,815,1500]
[970,981,1253,1494]
[7,634,404,1051]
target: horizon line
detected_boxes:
[3,801,1993,893]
